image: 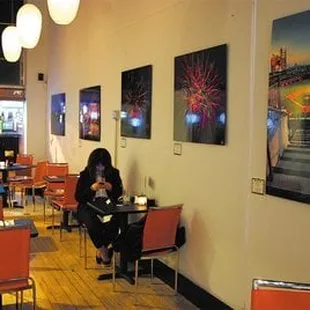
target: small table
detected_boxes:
[0,164,35,208]
[87,200,148,284]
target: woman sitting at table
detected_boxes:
[75,148,123,265]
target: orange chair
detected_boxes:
[51,174,79,240]
[17,161,48,212]
[0,197,3,220]
[43,163,69,222]
[251,279,310,310]
[112,204,183,295]
[0,227,36,309]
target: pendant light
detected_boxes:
[47,0,80,25]
[1,26,22,62]
[16,4,42,49]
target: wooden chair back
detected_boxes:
[142,204,183,252]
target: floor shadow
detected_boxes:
[30,236,58,253]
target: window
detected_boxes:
[0,0,24,86]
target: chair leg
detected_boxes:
[32,278,36,310]
[151,258,154,282]
[135,260,139,303]
[52,206,54,235]
[15,291,18,309]
[84,228,87,269]
[174,250,179,294]
[79,226,82,258]
[112,252,116,291]
[60,216,63,241]
[32,186,35,212]
[43,197,46,223]
[21,290,23,309]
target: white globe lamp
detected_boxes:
[16,4,42,49]
[47,0,80,25]
[1,26,22,62]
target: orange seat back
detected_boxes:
[33,161,48,184]
[63,174,79,205]
[15,154,34,177]
[142,204,183,251]
[47,163,69,176]
[251,280,310,310]
[46,163,69,190]
[0,198,3,220]
[0,227,30,290]
[16,154,33,165]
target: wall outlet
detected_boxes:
[173,142,182,155]
[112,110,120,120]
[120,137,127,148]
[251,178,265,195]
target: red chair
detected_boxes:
[0,198,3,220]
[112,204,183,295]
[51,174,79,240]
[44,163,69,222]
[0,226,36,309]
[15,161,48,212]
[251,279,310,310]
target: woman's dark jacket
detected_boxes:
[75,167,123,204]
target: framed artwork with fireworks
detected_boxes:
[266,10,310,204]
[121,65,152,139]
[79,86,101,141]
[174,44,227,145]
[51,93,66,136]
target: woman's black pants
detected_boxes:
[77,203,120,249]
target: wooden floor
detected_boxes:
[2,200,197,310]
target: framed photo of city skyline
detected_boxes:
[121,65,152,139]
[266,10,310,204]
[51,93,65,136]
[79,86,101,141]
[173,44,227,145]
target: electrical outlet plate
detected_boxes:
[251,178,265,195]
[120,137,127,148]
[173,142,182,155]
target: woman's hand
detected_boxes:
[90,181,105,191]
[91,181,112,191]
[103,181,112,191]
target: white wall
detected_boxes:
[40,0,310,309]
[26,0,49,161]
[246,0,310,308]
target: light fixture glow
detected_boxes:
[16,4,42,49]
[1,26,22,62]
[47,0,80,25]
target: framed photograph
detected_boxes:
[51,93,65,136]
[174,44,227,145]
[266,11,310,204]
[121,65,152,139]
[79,85,101,141]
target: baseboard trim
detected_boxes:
[153,259,232,310]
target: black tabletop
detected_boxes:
[87,199,148,216]
[13,218,39,237]
[43,176,65,183]
[0,163,35,172]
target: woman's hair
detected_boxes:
[87,148,113,178]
